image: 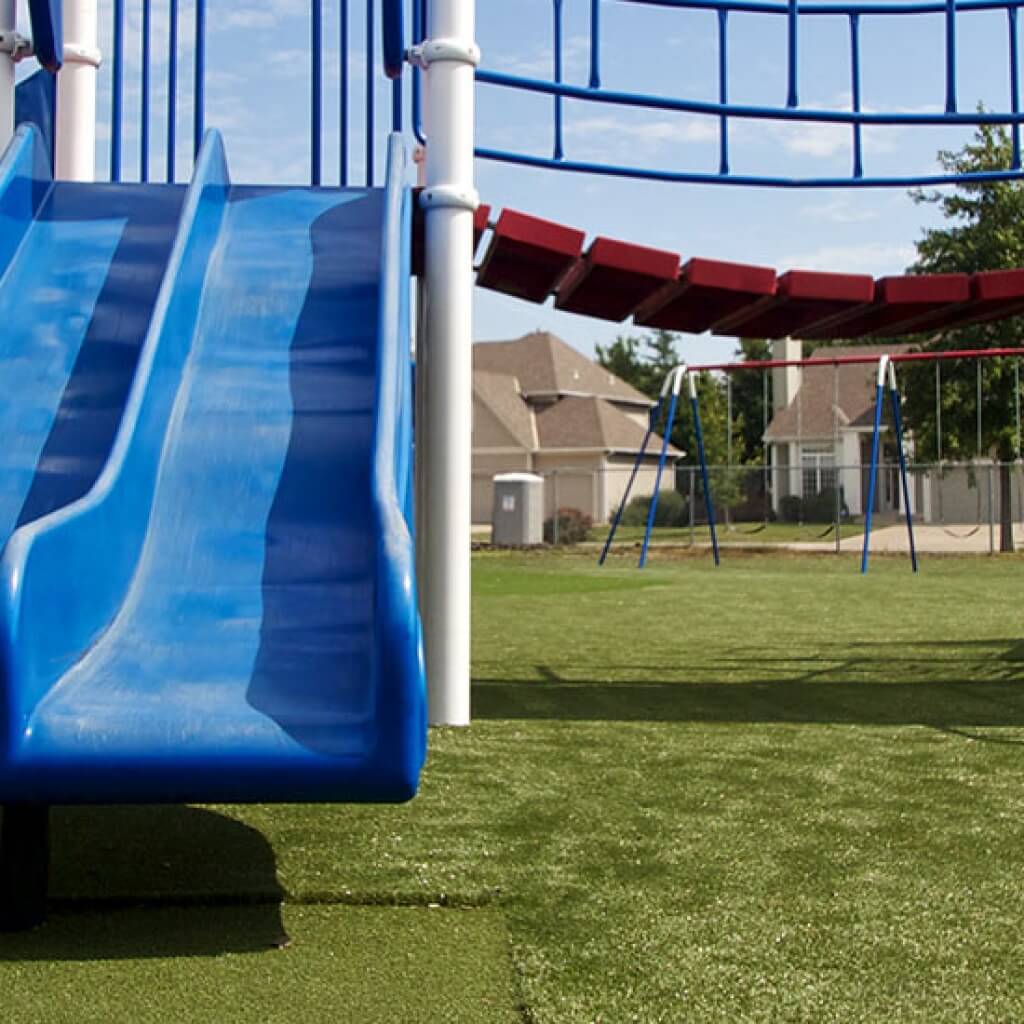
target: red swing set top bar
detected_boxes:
[688,345,1024,375]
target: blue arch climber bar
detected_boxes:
[455,0,1024,188]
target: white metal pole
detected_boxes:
[417,0,479,726]
[55,0,101,181]
[0,1,16,153]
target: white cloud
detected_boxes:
[779,242,916,275]
[800,197,879,224]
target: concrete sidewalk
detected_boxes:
[791,522,1024,554]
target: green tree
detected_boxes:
[730,338,772,463]
[900,120,1024,551]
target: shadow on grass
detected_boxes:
[0,806,286,961]
[475,640,1024,727]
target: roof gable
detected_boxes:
[765,342,915,441]
[536,395,680,454]
[474,331,652,406]
[473,371,535,450]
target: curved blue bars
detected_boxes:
[467,0,1024,188]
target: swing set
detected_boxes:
[601,346,1024,573]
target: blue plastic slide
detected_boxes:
[0,130,426,805]
[0,126,185,543]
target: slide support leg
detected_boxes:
[419,0,478,726]
[0,804,49,931]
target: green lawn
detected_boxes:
[6,551,1024,1022]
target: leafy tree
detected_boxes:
[900,120,1024,551]
[730,338,772,463]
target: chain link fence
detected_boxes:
[473,461,1024,553]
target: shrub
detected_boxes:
[544,507,593,545]
[618,490,687,528]
[778,488,847,524]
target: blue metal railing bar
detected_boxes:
[786,0,798,108]
[167,0,177,183]
[590,0,601,89]
[1011,6,1021,167]
[382,0,404,79]
[945,0,957,113]
[341,0,349,186]
[475,144,1024,188]
[476,68,1024,128]
[312,0,323,186]
[367,0,375,185]
[194,0,205,162]
[849,13,862,179]
[412,0,424,144]
[622,0,1024,16]
[553,0,564,160]
[141,0,150,182]
[111,0,124,181]
[717,9,729,174]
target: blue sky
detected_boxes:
[16,0,1022,366]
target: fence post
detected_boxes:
[688,466,695,547]
[552,471,560,544]
[419,0,479,727]
[988,462,996,555]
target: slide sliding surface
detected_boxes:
[0,136,425,804]
[0,127,185,541]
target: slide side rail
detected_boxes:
[0,131,231,748]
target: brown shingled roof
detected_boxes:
[473,371,536,450]
[535,396,680,455]
[474,331,652,406]
[764,343,915,441]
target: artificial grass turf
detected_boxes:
[10,551,1024,1022]
[0,904,519,1024]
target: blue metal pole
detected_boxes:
[312,0,323,185]
[1011,6,1021,168]
[890,385,919,572]
[849,13,863,178]
[718,9,730,174]
[141,0,151,182]
[111,0,124,181]
[194,0,206,159]
[692,392,721,567]
[640,392,680,568]
[599,402,661,565]
[786,0,799,107]
[167,0,179,182]
[341,0,349,185]
[366,0,375,185]
[554,0,565,160]
[860,381,885,574]
[589,0,601,88]
[945,0,958,113]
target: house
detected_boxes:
[472,331,680,524]
[764,338,919,518]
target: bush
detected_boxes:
[778,488,847,524]
[544,507,593,545]
[618,490,687,528]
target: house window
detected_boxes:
[800,445,837,496]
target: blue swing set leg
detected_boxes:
[862,356,917,575]
[599,400,661,565]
